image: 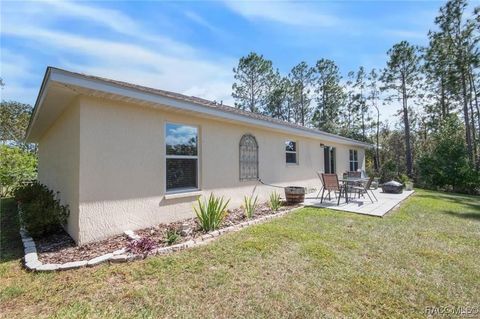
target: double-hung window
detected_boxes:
[165,123,198,192]
[349,149,359,172]
[285,140,298,164]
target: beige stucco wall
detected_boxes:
[73,97,365,244]
[37,99,80,242]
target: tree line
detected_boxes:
[0,77,37,197]
[231,0,479,193]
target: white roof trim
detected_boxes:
[27,68,372,148]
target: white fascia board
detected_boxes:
[49,69,371,148]
[25,69,52,142]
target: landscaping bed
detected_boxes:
[34,202,300,265]
[36,230,127,264]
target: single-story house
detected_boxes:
[26,67,371,244]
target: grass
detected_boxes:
[0,189,479,318]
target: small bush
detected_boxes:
[14,181,69,237]
[379,160,399,183]
[268,192,282,211]
[243,195,258,219]
[126,237,157,256]
[13,181,45,203]
[165,227,180,246]
[194,194,230,232]
[398,174,410,186]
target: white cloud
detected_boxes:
[43,0,138,34]
[184,11,227,37]
[0,0,235,106]
[223,0,342,28]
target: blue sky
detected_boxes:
[1,0,446,119]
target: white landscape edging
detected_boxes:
[20,225,131,272]
[18,204,303,272]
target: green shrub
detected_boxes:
[268,192,282,211]
[14,182,69,237]
[398,174,410,186]
[13,181,45,203]
[165,227,180,246]
[243,195,258,219]
[194,194,230,232]
[417,115,480,194]
[379,160,399,183]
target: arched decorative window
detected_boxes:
[239,134,258,181]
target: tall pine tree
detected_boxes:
[288,62,314,126]
[312,59,345,133]
[232,52,274,113]
[381,41,421,178]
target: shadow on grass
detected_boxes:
[0,198,24,262]
[414,192,480,212]
[442,211,480,221]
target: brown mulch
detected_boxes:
[35,230,128,264]
[35,202,300,264]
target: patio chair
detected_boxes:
[320,173,345,205]
[347,171,362,187]
[315,171,325,199]
[348,171,361,178]
[350,176,378,203]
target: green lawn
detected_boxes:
[1,189,479,318]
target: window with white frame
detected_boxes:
[165,123,198,192]
[349,149,359,171]
[285,140,298,164]
[239,134,258,181]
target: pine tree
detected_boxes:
[352,67,370,140]
[381,41,421,178]
[340,71,360,138]
[288,62,314,126]
[367,69,381,171]
[232,52,274,113]
[433,0,479,165]
[312,59,345,133]
[264,71,290,121]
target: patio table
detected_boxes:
[338,177,370,203]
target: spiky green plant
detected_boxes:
[268,191,282,211]
[243,195,258,219]
[165,227,180,246]
[194,194,230,232]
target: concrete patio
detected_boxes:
[304,189,415,217]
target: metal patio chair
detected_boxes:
[316,171,325,199]
[320,173,345,205]
[351,176,378,203]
